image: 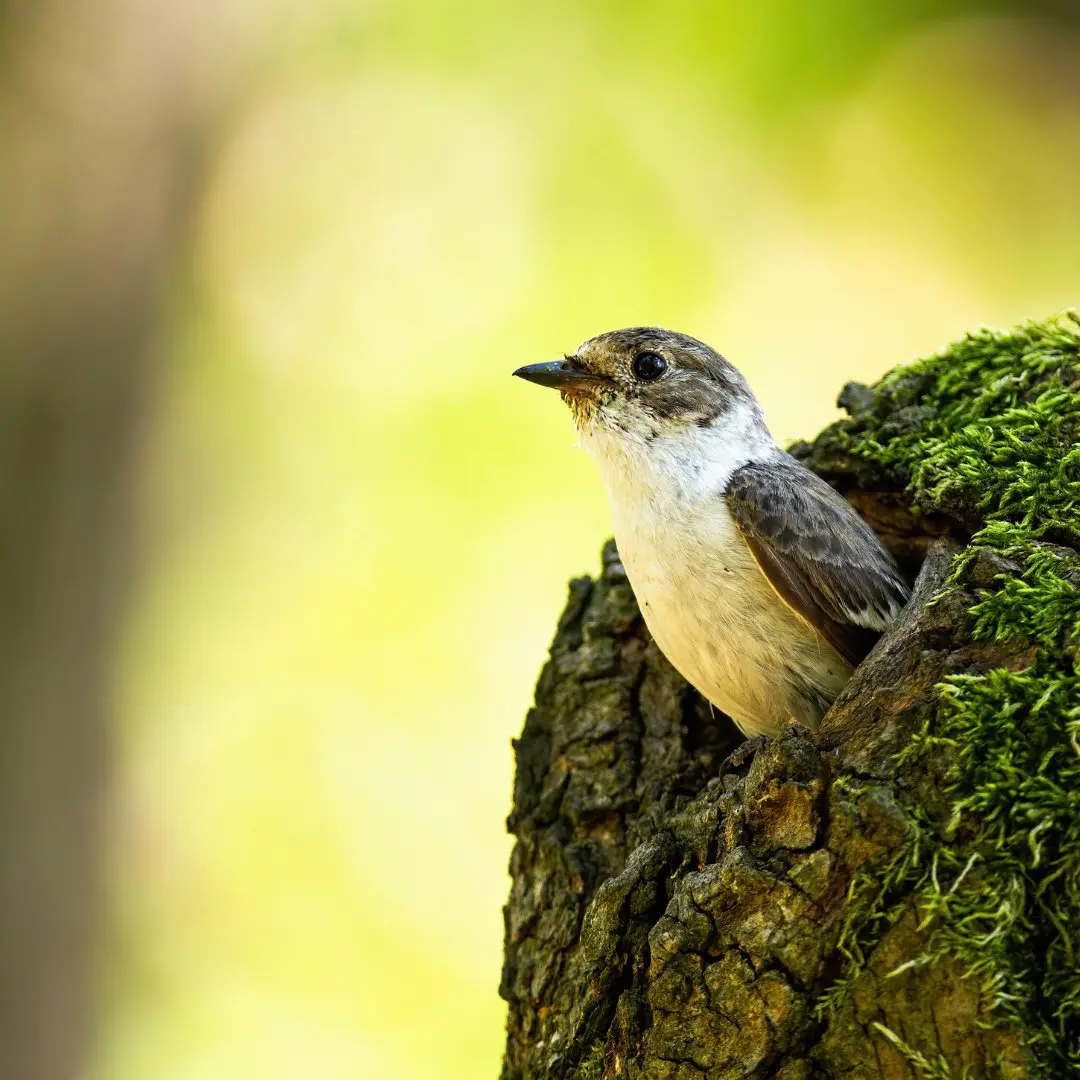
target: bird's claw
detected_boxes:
[719,735,771,778]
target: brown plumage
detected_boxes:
[725,459,909,667]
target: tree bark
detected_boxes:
[500,315,1080,1079]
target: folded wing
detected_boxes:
[725,457,910,667]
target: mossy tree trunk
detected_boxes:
[500,314,1080,1080]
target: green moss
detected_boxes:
[827,312,1080,1075]
[816,812,927,1017]
[573,1043,606,1079]
[872,1022,962,1080]
[835,311,1080,532]
[956,522,1080,647]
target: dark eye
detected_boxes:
[631,351,667,381]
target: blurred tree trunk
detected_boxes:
[500,321,1080,1079]
[0,3,205,1078]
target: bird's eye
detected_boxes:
[631,352,667,381]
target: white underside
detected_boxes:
[581,400,852,738]
[613,495,851,737]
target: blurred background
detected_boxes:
[1,1,1080,1078]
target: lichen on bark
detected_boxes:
[500,312,1080,1079]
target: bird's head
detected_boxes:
[514,327,763,448]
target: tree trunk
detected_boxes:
[0,4,204,1078]
[500,313,1080,1079]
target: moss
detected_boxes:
[814,798,927,1018]
[849,313,1080,527]
[823,312,1080,1075]
[573,1043,605,1079]
[872,1022,961,1080]
[956,524,1080,646]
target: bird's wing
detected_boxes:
[725,457,910,667]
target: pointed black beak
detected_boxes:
[512,359,605,391]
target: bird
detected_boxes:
[513,327,909,748]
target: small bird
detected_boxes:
[514,327,909,743]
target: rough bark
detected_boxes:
[501,315,1080,1079]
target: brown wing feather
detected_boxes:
[725,457,910,667]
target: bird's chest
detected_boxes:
[611,496,777,690]
[615,499,746,612]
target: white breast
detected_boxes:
[580,404,851,737]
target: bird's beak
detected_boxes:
[512,359,606,391]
